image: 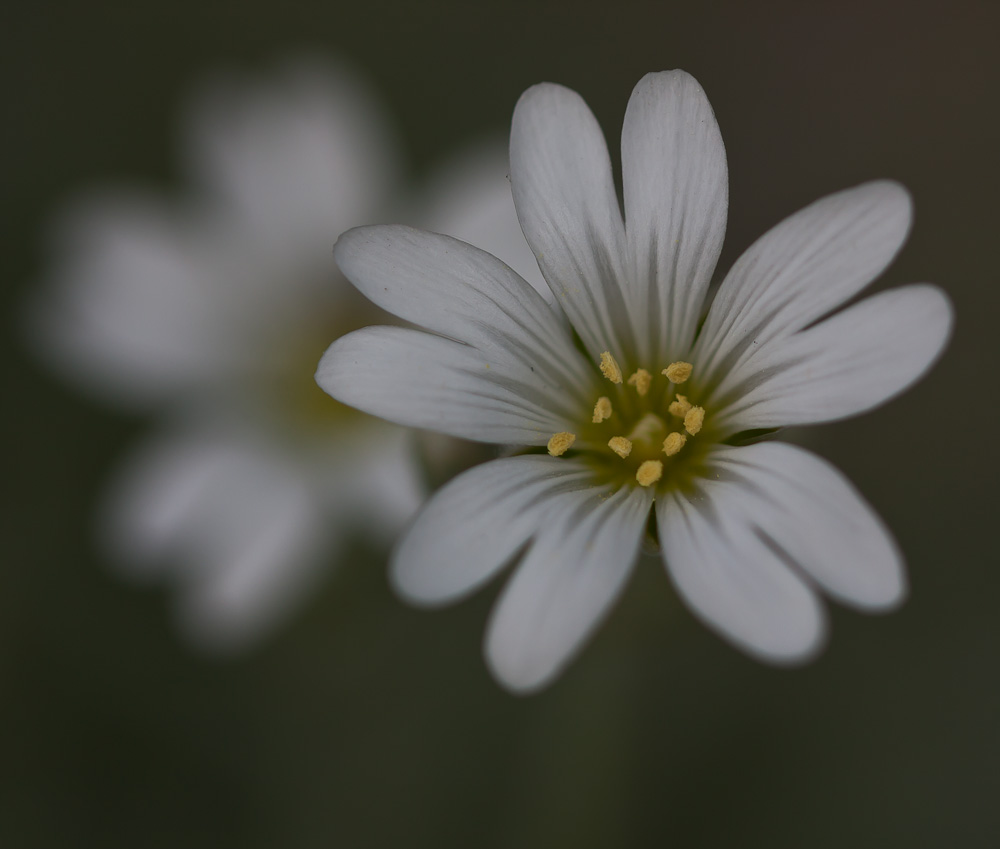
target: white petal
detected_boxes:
[716,284,953,429]
[391,455,594,605]
[334,226,591,398]
[486,483,653,693]
[710,443,905,608]
[509,83,633,363]
[695,181,913,383]
[658,485,826,663]
[316,326,576,444]
[416,140,549,299]
[622,71,728,362]
[101,426,329,651]
[182,57,399,251]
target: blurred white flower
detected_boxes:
[27,57,538,651]
[319,71,953,692]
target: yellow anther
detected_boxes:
[547,432,576,456]
[636,460,663,487]
[662,361,693,384]
[626,368,652,396]
[684,406,705,436]
[608,436,632,459]
[599,351,622,384]
[662,432,687,457]
[592,396,613,423]
[668,394,692,418]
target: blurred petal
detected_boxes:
[695,181,913,384]
[25,192,249,407]
[622,71,728,362]
[710,443,905,608]
[486,483,653,693]
[715,284,953,429]
[417,140,548,298]
[102,426,328,651]
[658,483,827,663]
[510,83,633,362]
[391,455,594,605]
[182,57,400,253]
[327,424,426,533]
[317,326,579,444]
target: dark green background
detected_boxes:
[4,1,998,846]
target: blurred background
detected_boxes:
[4,0,999,846]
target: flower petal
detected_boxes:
[101,426,328,652]
[391,455,595,605]
[695,181,913,383]
[334,225,591,399]
[485,483,653,693]
[657,483,826,663]
[715,284,953,430]
[182,58,400,251]
[417,140,550,299]
[509,83,633,363]
[709,443,905,608]
[621,71,728,363]
[25,192,248,407]
[316,326,576,444]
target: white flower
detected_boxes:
[318,71,953,693]
[27,57,537,651]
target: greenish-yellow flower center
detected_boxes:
[547,352,717,493]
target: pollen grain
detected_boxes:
[668,394,692,418]
[662,432,687,457]
[627,368,652,396]
[636,460,663,487]
[684,406,705,436]
[663,361,693,384]
[592,396,613,423]
[599,351,623,384]
[608,436,632,459]
[547,431,576,457]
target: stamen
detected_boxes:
[668,394,692,418]
[547,431,576,456]
[636,460,663,487]
[662,361,693,384]
[626,368,652,396]
[599,351,623,384]
[662,432,687,457]
[684,406,705,436]
[592,396,613,423]
[608,436,632,459]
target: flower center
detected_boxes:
[546,352,711,491]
